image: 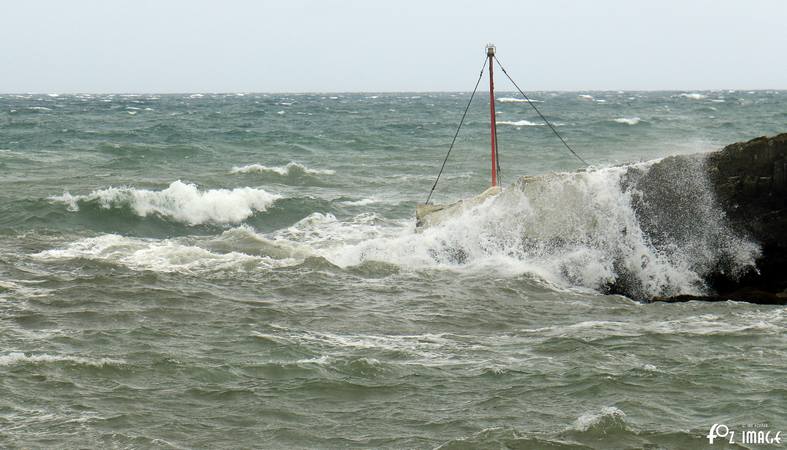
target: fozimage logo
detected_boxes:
[707,423,782,446]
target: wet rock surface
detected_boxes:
[653,133,787,304]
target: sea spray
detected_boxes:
[50,180,280,225]
[42,158,759,298]
[327,157,759,299]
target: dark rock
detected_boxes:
[653,133,787,304]
[651,289,787,306]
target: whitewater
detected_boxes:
[1,91,785,448]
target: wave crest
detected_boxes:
[231,162,335,176]
[497,97,542,103]
[0,352,123,367]
[497,120,542,127]
[327,157,759,299]
[39,155,760,299]
[49,180,280,225]
[613,117,641,125]
[571,407,628,433]
[33,232,297,274]
[679,92,707,100]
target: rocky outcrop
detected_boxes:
[653,133,787,305]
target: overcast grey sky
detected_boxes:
[2,0,785,93]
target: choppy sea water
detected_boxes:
[1,91,785,449]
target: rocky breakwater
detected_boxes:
[653,133,787,304]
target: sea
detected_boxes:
[1,90,785,449]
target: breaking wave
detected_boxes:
[339,197,378,206]
[571,406,627,432]
[434,405,706,449]
[497,97,542,103]
[497,120,542,127]
[32,231,301,274]
[325,156,759,299]
[39,155,760,299]
[231,162,335,176]
[680,93,707,100]
[49,180,280,225]
[613,117,641,125]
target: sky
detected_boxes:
[2,0,786,93]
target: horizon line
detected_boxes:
[3,88,786,96]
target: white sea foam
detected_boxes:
[572,407,627,432]
[680,92,707,100]
[295,355,331,365]
[497,120,542,127]
[296,331,459,364]
[49,180,280,225]
[578,94,594,100]
[230,161,335,176]
[339,198,378,206]
[321,160,759,298]
[39,157,761,299]
[33,233,295,273]
[497,97,542,103]
[613,117,641,125]
[0,352,123,367]
[519,309,784,339]
[274,212,384,251]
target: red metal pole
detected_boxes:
[487,45,497,187]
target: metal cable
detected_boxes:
[494,56,589,166]
[424,57,487,204]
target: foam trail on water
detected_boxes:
[0,352,123,367]
[50,180,280,225]
[33,232,300,274]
